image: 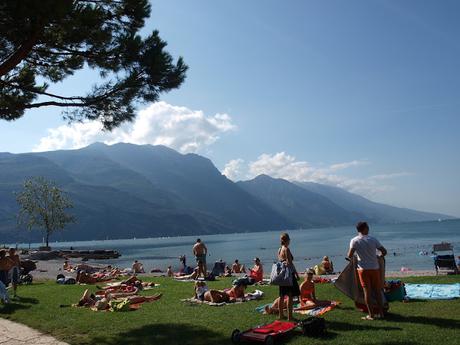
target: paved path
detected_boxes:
[0,318,68,345]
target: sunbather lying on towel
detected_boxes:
[76,270,116,284]
[175,267,199,280]
[76,289,162,310]
[202,283,247,303]
[100,276,157,290]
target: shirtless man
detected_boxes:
[8,248,20,297]
[192,239,207,278]
[232,259,246,274]
[132,260,145,273]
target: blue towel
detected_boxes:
[405,283,460,300]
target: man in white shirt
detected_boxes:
[347,221,387,320]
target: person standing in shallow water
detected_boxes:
[192,238,208,278]
[277,232,300,321]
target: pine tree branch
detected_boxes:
[0,31,41,77]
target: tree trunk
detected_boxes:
[46,229,50,248]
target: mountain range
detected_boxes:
[0,143,452,243]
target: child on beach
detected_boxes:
[167,266,174,277]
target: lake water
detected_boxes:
[15,219,460,272]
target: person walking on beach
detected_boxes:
[8,248,20,297]
[192,239,207,278]
[277,233,300,321]
[347,221,387,320]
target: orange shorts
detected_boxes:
[357,269,382,289]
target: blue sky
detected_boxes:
[1,0,459,216]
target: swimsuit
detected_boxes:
[195,254,206,264]
[196,286,208,301]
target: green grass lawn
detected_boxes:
[1,275,460,345]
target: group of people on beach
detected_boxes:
[265,221,387,321]
[173,221,387,322]
[1,220,387,323]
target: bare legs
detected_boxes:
[363,285,384,320]
[277,294,293,320]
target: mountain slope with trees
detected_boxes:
[0,143,452,243]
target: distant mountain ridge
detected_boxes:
[0,143,453,242]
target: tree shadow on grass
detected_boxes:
[0,296,39,315]
[89,323,232,345]
[12,296,39,304]
[362,342,420,345]
[386,313,460,329]
[327,320,402,332]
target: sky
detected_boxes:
[1,0,459,216]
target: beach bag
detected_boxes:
[270,262,293,286]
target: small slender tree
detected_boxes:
[16,177,75,249]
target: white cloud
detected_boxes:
[248,152,315,181]
[233,152,411,197]
[33,102,236,153]
[222,159,245,181]
[329,160,369,171]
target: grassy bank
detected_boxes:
[1,275,459,345]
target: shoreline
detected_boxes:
[27,258,442,280]
[7,218,460,248]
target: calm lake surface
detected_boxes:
[17,219,460,272]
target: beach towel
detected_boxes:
[182,290,264,306]
[405,283,460,300]
[334,256,386,307]
[255,301,340,316]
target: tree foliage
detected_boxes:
[0,0,188,129]
[16,177,75,248]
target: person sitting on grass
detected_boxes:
[298,269,331,309]
[203,283,247,303]
[224,265,232,277]
[248,257,263,282]
[232,259,246,273]
[167,266,174,277]
[63,259,73,272]
[321,256,334,274]
[132,260,145,273]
